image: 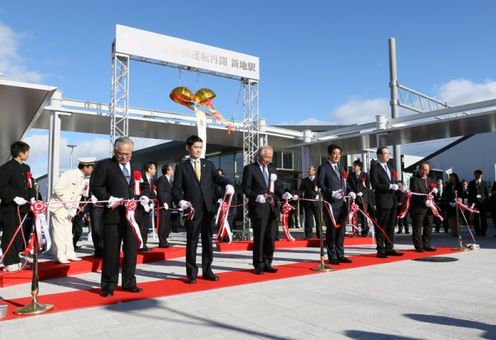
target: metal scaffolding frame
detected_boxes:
[110,49,130,151]
[241,79,260,239]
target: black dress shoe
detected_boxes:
[122,285,143,293]
[423,246,437,252]
[254,266,264,275]
[386,250,404,256]
[203,273,220,281]
[415,248,424,253]
[139,246,149,252]
[377,253,388,258]
[338,257,352,263]
[158,240,170,248]
[264,265,278,273]
[186,277,197,284]
[329,258,340,264]
[100,288,114,297]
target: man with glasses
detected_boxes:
[49,157,95,263]
[91,137,149,297]
[369,146,403,258]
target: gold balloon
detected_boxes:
[194,88,216,104]
[170,86,194,105]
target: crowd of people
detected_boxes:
[0,137,494,296]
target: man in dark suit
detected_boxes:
[348,159,371,237]
[139,161,157,251]
[242,145,293,274]
[409,162,437,252]
[155,164,174,248]
[317,144,355,264]
[468,169,489,236]
[172,135,232,284]
[298,166,321,239]
[0,141,36,272]
[369,146,403,258]
[91,137,149,297]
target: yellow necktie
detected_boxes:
[194,160,201,181]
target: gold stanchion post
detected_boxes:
[452,191,468,252]
[15,184,54,315]
[312,193,333,272]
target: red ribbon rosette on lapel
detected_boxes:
[26,171,33,188]
[392,171,398,180]
[133,170,142,196]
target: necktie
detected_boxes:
[263,166,269,187]
[384,164,391,180]
[333,165,341,180]
[122,164,130,184]
[194,160,201,181]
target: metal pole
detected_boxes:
[388,37,402,180]
[67,144,77,169]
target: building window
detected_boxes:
[274,151,294,170]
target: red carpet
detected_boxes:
[1,247,459,321]
[0,246,186,288]
[216,236,374,252]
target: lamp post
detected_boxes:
[67,144,77,169]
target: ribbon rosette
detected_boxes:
[133,170,142,196]
[392,171,398,180]
[125,200,144,248]
[26,199,51,254]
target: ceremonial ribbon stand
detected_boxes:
[312,193,333,272]
[15,184,54,315]
[452,191,468,252]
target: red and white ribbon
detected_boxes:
[125,200,144,248]
[215,193,233,243]
[426,193,444,221]
[397,191,412,219]
[133,170,142,196]
[26,171,33,188]
[28,199,51,253]
[280,201,296,241]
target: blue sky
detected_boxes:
[1,1,496,175]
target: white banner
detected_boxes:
[115,25,259,81]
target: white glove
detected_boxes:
[179,200,191,209]
[163,203,169,210]
[149,202,155,210]
[332,190,343,200]
[389,184,399,191]
[357,192,363,197]
[67,207,78,218]
[217,198,223,204]
[349,192,357,200]
[225,184,235,195]
[91,195,98,204]
[315,194,319,200]
[139,196,151,212]
[282,192,293,200]
[64,202,78,217]
[255,194,266,203]
[108,196,123,209]
[431,187,439,195]
[293,195,298,200]
[425,200,432,207]
[14,197,28,205]
[449,201,456,208]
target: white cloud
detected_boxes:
[331,97,389,124]
[0,21,44,83]
[435,79,496,106]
